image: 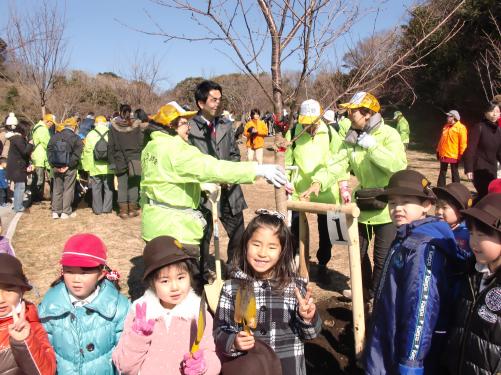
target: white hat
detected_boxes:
[323,109,335,123]
[298,99,321,125]
[5,112,18,127]
[446,110,460,121]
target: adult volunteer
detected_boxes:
[324,92,407,300]
[140,102,289,247]
[286,99,344,283]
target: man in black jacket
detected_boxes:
[47,117,83,219]
[189,80,247,271]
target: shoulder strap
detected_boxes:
[327,123,333,144]
[94,129,108,140]
[291,123,298,150]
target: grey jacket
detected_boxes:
[189,113,247,215]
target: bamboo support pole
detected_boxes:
[287,200,365,357]
[298,212,309,279]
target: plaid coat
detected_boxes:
[213,269,321,375]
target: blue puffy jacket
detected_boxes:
[38,280,130,374]
[364,217,463,375]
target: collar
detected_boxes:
[475,262,492,277]
[395,216,437,238]
[134,288,200,322]
[69,285,100,307]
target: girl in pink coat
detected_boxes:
[113,236,221,375]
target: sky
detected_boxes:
[0,0,414,90]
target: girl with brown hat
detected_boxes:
[113,236,221,375]
[0,253,56,374]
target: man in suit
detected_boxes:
[189,80,247,274]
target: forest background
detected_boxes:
[0,0,499,152]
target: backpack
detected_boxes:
[93,129,109,161]
[290,122,333,151]
[48,139,71,167]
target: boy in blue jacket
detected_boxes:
[433,182,473,260]
[364,169,460,375]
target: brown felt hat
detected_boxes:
[221,339,282,375]
[0,254,32,290]
[432,182,473,210]
[142,236,196,280]
[377,169,436,202]
[461,193,501,234]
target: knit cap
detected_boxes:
[60,233,107,268]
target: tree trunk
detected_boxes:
[270,35,288,215]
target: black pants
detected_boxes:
[358,222,396,299]
[291,211,333,266]
[473,168,496,201]
[0,188,7,205]
[200,195,245,274]
[437,161,460,187]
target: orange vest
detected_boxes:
[437,121,467,160]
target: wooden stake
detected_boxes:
[346,212,365,357]
[298,212,309,279]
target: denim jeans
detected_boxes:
[13,182,25,212]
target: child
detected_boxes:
[0,157,8,206]
[445,193,501,374]
[433,182,474,259]
[0,253,56,374]
[38,233,130,374]
[214,209,321,375]
[113,235,221,375]
[0,217,14,256]
[364,169,460,375]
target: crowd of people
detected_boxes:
[0,81,500,375]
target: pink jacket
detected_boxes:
[112,289,221,375]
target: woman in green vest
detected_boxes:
[141,101,288,247]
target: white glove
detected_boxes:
[256,164,288,188]
[357,132,376,149]
[201,183,220,203]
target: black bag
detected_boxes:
[48,139,71,168]
[128,159,142,177]
[93,129,109,161]
[355,188,387,211]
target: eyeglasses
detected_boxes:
[255,208,285,221]
[208,93,223,103]
[178,119,191,127]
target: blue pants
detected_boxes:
[13,182,25,212]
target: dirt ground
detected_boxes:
[12,138,473,373]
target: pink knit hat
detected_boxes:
[60,234,107,268]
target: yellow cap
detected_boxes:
[151,101,197,127]
[62,117,78,129]
[43,114,56,124]
[95,115,107,124]
[339,92,380,113]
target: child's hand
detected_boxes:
[132,302,155,336]
[295,285,316,323]
[234,330,255,351]
[8,301,30,342]
[182,351,207,375]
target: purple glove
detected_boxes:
[131,302,155,336]
[183,350,207,375]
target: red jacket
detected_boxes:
[0,302,56,375]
